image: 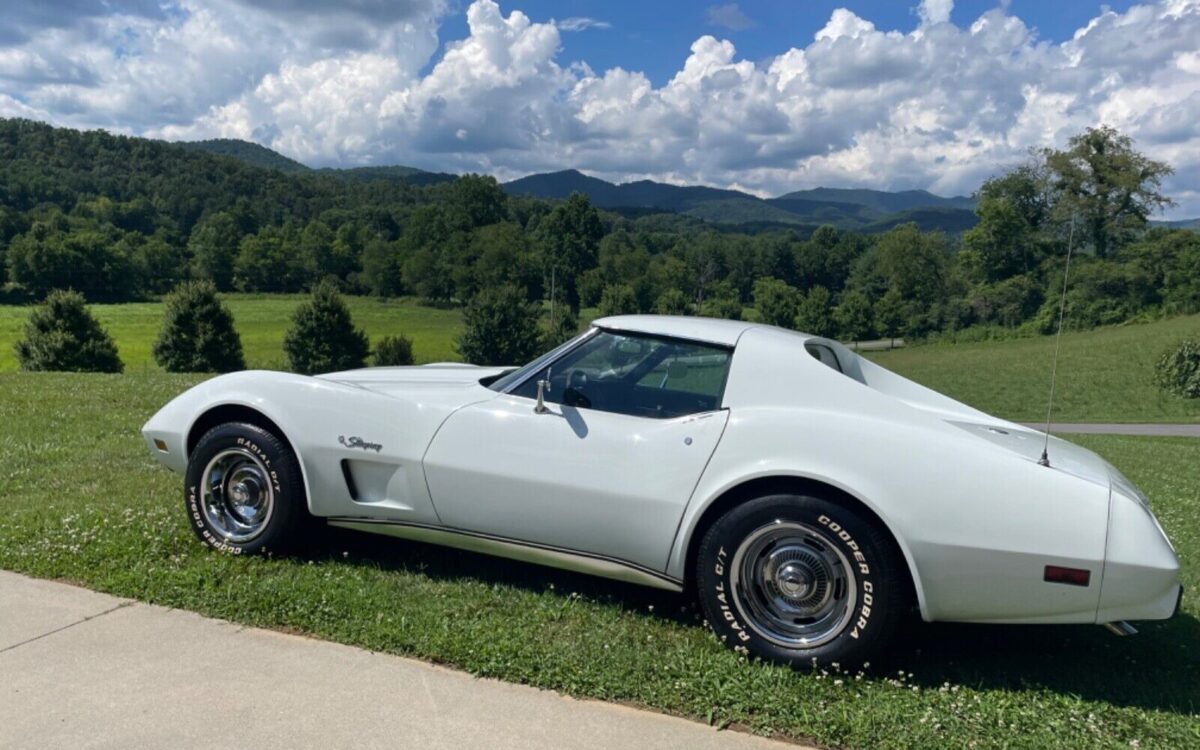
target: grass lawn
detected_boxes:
[0,371,1197,749]
[870,313,1200,423]
[0,294,464,371]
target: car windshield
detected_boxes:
[486,328,599,392]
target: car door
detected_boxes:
[421,331,732,573]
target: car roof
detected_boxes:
[592,314,811,348]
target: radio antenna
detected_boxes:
[1038,214,1077,468]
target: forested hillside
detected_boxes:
[177,139,311,173]
[1,118,1198,344]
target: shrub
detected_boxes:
[456,284,543,366]
[1155,339,1200,399]
[283,281,370,374]
[152,281,245,373]
[15,289,123,372]
[372,334,415,367]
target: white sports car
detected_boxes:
[142,315,1182,666]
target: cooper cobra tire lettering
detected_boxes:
[184,422,307,556]
[696,494,902,668]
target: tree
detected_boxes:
[471,222,541,302]
[6,218,137,300]
[234,225,305,292]
[402,247,455,303]
[360,238,405,297]
[682,234,727,307]
[597,284,639,317]
[189,212,241,291]
[753,277,801,328]
[852,223,947,306]
[372,334,415,367]
[446,174,508,230]
[282,281,370,374]
[963,164,1053,281]
[130,234,186,294]
[543,306,579,348]
[538,193,603,312]
[15,289,123,372]
[152,281,245,373]
[1046,126,1173,258]
[795,225,865,293]
[297,220,337,286]
[654,288,689,315]
[834,290,874,346]
[873,288,906,348]
[700,284,743,320]
[1126,229,1200,315]
[456,284,543,366]
[796,285,835,336]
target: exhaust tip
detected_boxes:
[1103,621,1138,637]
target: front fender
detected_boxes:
[668,406,1111,624]
[141,370,482,524]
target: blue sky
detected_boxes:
[1,1,1198,216]
[433,1,1143,86]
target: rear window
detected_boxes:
[805,343,842,373]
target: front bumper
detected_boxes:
[1096,484,1182,623]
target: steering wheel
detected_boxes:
[564,369,591,408]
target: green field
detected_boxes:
[0,294,464,371]
[2,296,1199,423]
[868,314,1200,423]
[0,371,1197,748]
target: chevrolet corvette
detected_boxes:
[142,315,1181,666]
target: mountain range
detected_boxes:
[177,139,981,233]
[503,169,979,232]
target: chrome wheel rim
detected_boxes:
[200,448,274,543]
[730,521,857,649]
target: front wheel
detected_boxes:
[695,493,906,668]
[184,422,307,555]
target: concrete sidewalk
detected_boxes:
[0,571,797,750]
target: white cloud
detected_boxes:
[918,0,954,27]
[2,0,1200,216]
[706,4,755,32]
[556,17,610,33]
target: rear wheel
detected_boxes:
[184,422,307,555]
[695,493,906,668]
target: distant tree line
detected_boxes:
[2,118,1199,348]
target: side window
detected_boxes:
[805,343,842,373]
[510,331,732,419]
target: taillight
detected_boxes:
[1044,565,1091,587]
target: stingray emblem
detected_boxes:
[338,435,383,453]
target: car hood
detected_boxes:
[316,363,511,400]
[947,419,1114,489]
